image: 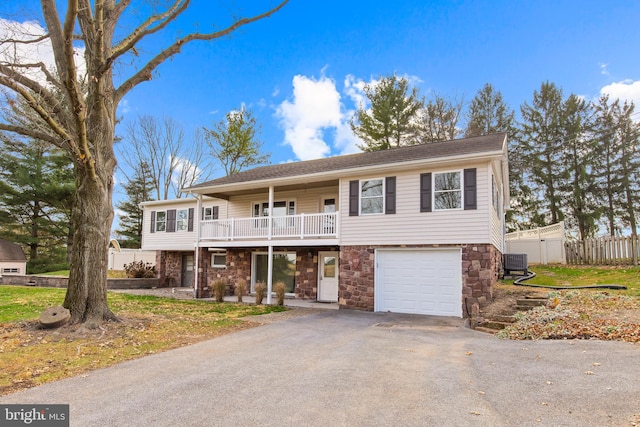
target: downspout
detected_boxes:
[267,186,274,304]
[194,194,203,298]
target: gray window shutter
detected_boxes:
[349,180,359,216]
[464,168,477,210]
[385,176,396,214]
[213,206,219,219]
[420,173,432,212]
[150,211,156,233]
[167,209,176,232]
[188,208,194,232]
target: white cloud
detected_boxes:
[276,71,407,160]
[599,63,609,76]
[276,74,343,160]
[0,18,86,87]
[600,79,640,107]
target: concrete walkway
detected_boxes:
[2,310,638,426]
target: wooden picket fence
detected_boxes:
[565,236,639,265]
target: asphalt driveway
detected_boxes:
[1,310,639,426]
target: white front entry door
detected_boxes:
[318,251,339,302]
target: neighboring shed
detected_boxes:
[0,239,27,276]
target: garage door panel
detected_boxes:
[376,250,462,317]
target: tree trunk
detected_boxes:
[62,103,118,324]
[63,163,118,324]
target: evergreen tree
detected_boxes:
[593,95,640,262]
[0,137,74,272]
[465,83,515,137]
[115,162,155,248]
[560,94,599,240]
[517,82,566,226]
[202,107,270,175]
[350,74,424,151]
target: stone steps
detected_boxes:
[515,298,548,311]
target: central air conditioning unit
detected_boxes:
[503,253,528,277]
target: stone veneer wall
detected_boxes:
[155,251,182,288]
[196,247,322,300]
[339,244,502,317]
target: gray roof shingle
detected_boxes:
[0,239,26,262]
[187,133,507,190]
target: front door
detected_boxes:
[181,254,194,287]
[318,251,339,302]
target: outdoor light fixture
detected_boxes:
[308,249,313,259]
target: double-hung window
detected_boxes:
[433,171,462,210]
[360,179,384,215]
[155,211,167,232]
[176,209,189,231]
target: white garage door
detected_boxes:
[375,249,462,317]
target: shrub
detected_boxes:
[274,281,286,306]
[124,261,156,278]
[213,280,227,303]
[235,279,246,303]
[254,281,267,305]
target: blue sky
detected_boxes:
[2,1,640,227]
[114,0,639,162]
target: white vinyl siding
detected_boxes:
[0,262,25,275]
[490,170,505,252]
[141,198,227,251]
[226,186,338,219]
[340,164,492,246]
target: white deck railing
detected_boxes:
[200,212,338,241]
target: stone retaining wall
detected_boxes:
[0,275,159,289]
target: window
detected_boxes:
[252,252,296,293]
[434,171,462,210]
[252,201,296,217]
[155,211,167,232]
[211,251,227,268]
[360,179,384,215]
[204,207,213,220]
[2,268,19,274]
[176,209,189,231]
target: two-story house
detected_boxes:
[141,133,510,318]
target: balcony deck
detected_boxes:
[199,212,338,244]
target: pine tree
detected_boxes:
[115,162,155,248]
[560,94,599,240]
[517,82,567,226]
[350,74,424,151]
[465,83,515,137]
[0,137,74,272]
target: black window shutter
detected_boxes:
[385,176,396,214]
[420,173,432,212]
[187,208,194,232]
[150,211,156,233]
[167,209,176,232]
[213,206,219,219]
[349,180,359,216]
[464,168,477,210]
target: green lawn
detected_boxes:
[0,286,287,395]
[511,264,640,296]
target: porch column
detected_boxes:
[194,194,203,298]
[267,245,273,304]
[268,185,274,240]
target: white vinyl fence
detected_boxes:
[108,248,156,270]
[505,222,566,264]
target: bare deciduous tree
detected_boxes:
[0,1,289,324]
[119,115,210,200]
